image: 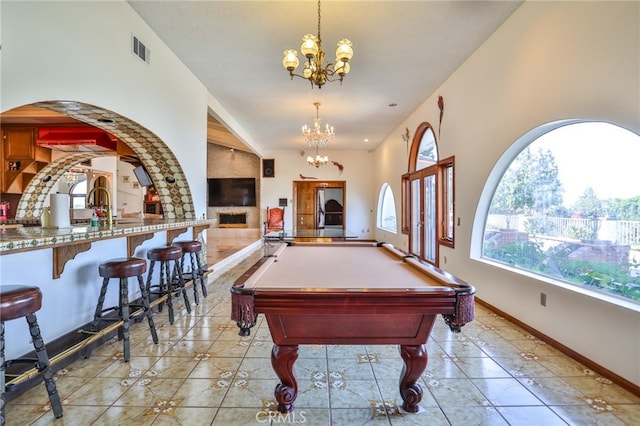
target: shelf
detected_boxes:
[2,127,51,194]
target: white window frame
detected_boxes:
[377,182,398,233]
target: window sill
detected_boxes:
[475,257,640,314]
[377,226,397,234]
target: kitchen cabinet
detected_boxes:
[3,127,35,160]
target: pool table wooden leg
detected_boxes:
[399,344,428,413]
[271,344,299,413]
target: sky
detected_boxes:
[531,122,640,207]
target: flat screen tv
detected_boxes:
[208,178,256,207]
[133,165,153,187]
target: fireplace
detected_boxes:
[218,212,247,228]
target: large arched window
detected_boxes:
[474,120,640,306]
[402,122,455,266]
[377,183,397,232]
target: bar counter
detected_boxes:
[0,218,212,254]
[1,219,212,278]
[0,218,213,362]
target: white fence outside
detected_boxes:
[486,215,640,246]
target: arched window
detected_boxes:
[70,179,87,209]
[474,120,640,305]
[377,183,397,232]
[415,125,437,170]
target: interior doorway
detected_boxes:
[293,180,345,231]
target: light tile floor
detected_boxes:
[5,248,640,425]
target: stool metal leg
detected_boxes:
[161,261,175,324]
[26,313,63,418]
[172,262,191,314]
[90,278,111,331]
[145,261,164,313]
[188,254,200,305]
[195,254,207,298]
[182,255,200,305]
[147,260,175,323]
[119,278,131,362]
[137,275,159,344]
[1,321,6,426]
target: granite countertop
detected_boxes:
[0,219,213,254]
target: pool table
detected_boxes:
[231,242,475,414]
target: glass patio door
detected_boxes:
[423,172,437,264]
[410,177,421,257]
[409,167,437,264]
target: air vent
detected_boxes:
[132,35,150,64]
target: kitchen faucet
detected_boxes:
[87,186,112,228]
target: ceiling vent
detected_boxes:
[132,35,150,64]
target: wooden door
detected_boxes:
[293,180,345,231]
[295,181,316,230]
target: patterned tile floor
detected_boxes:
[4,247,640,425]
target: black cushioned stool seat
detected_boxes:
[146,246,190,324]
[173,241,207,305]
[90,258,158,362]
[1,285,63,423]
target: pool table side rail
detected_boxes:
[396,247,476,330]
[233,242,475,295]
[231,242,475,334]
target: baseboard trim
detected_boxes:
[476,297,640,397]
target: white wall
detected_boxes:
[117,161,145,215]
[260,149,376,239]
[373,1,640,385]
[1,1,209,218]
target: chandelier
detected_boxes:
[302,102,332,167]
[282,0,353,89]
[62,171,83,184]
[307,146,329,168]
[302,102,334,147]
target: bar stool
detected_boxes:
[90,258,158,362]
[173,241,207,305]
[146,246,191,324]
[1,285,63,422]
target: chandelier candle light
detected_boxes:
[62,170,85,184]
[303,102,333,168]
[282,0,353,89]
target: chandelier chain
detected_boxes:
[317,0,322,43]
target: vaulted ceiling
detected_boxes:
[129,1,522,155]
[2,2,523,156]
